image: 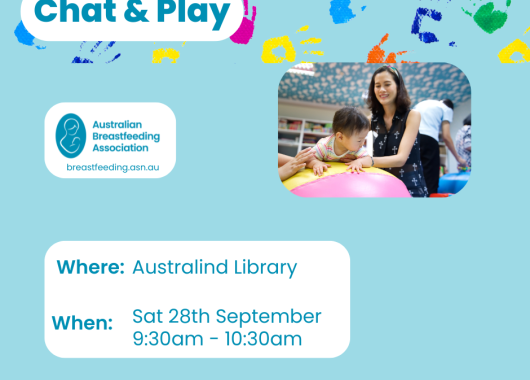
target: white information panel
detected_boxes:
[45,241,350,358]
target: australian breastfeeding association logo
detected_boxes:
[55,113,86,159]
[46,103,176,178]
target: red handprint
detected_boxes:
[230,0,257,45]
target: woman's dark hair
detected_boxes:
[332,106,370,136]
[463,114,471,126]
[441,99,454,110]
[367,65,411,116]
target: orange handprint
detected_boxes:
[367,34,417,63]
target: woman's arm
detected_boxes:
[373,110,421,168]
[278,153,292,168]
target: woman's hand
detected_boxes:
[457,156,468,166]
[278,148,315,181]
[291,147,315,164]
[312,161,332,177]
[346,160,365,174]
[339,154,358,163]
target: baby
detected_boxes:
[307,106,373,176]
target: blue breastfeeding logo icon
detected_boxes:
[55,113,86,159]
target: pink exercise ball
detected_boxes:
[285,165,411,198]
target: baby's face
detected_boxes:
[64,119,80,136]
[342,129,369,152]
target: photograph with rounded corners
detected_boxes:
[278,63,471,198]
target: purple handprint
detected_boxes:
[230,0,256,45]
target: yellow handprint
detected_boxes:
[152,42,186,64]
[262,36,297,63]
[498,29,530,63]
[261,26,323,64]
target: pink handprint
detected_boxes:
[230,0,256,45]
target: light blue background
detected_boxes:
[1,0,529,379]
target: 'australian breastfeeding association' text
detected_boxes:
[92,120,160,152]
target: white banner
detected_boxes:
[22,0,244,41]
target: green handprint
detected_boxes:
[462,0,512,34]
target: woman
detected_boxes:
[366,65,428,197]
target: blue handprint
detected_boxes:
[14,21,46,50]
[411,8,442,44]
[329,0,367,25]
[72,41,121,64]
